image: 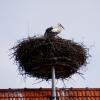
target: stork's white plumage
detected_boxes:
[44,24,64,38]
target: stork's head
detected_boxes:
[52,23,64,33]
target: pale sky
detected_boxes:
[0,0,100,88]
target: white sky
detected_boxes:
[0,0,100,88]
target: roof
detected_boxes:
[0,88,100,100]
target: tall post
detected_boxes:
[51,66,56,100]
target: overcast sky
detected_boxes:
[0,0,100,88]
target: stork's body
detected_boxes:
[44,24,64,38]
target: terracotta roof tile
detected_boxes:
[0,88,100,100]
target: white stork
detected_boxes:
[44,24,64,38]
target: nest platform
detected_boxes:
[12,36,89,80]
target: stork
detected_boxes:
[44,24,64,38]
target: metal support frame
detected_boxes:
[51,66,56,100]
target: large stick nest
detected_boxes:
[12,36,89,80]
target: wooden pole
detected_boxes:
[51,66,56,100]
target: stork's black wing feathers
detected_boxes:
[45,27,53,33]
[44,27,58,38]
